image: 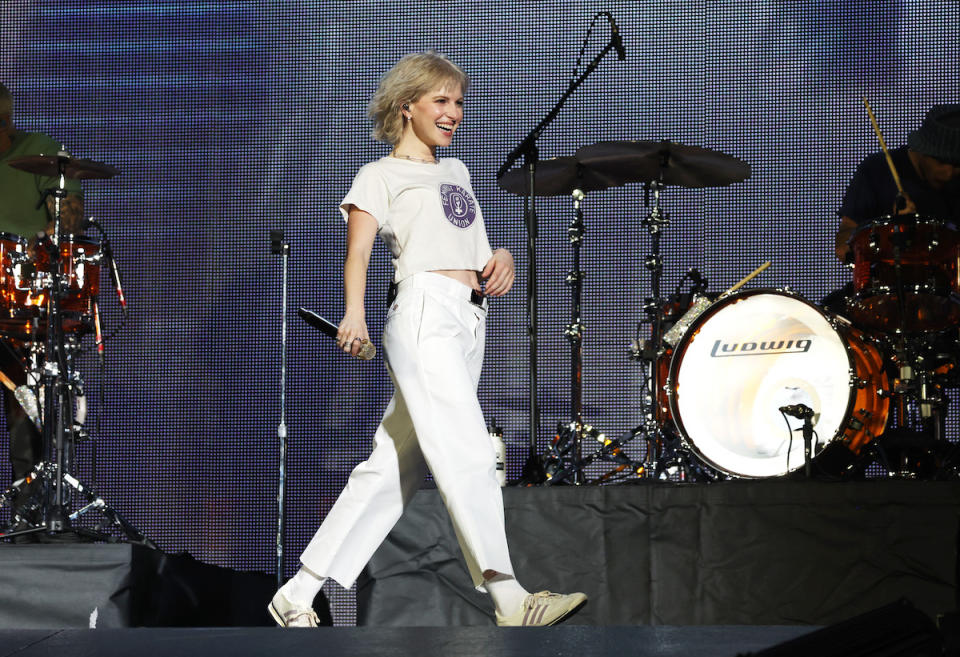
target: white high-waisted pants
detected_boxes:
[299,272,516,589]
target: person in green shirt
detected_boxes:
[0,81,85,485]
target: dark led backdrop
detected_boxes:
[1,0,958,625]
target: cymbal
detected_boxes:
[7,153,119,180]
[497,156,622,197]
[575,140,750,188]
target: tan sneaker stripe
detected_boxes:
[535,602,548,625]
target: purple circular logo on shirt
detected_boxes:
[439,183,477,228]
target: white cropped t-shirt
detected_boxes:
[339,156,494,283]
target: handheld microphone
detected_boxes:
[779,404,814,419]
[298,307,376,361]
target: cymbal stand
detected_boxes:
[551,177,676,484]
[631,179,671,473]
[543,189,588,484]
[41,163,72,533]
[627,177,708,480]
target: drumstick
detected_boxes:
[721,261,771,297]
[0,371,16,393]
[862,96,911,206]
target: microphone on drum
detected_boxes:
[93,300,105,365]
[102,238,127,316]
[779,404,815,420]
[83,217,127,316]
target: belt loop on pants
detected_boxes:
[470,288,486,308]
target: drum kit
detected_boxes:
[499,139,960,485]
[0,151,151,544]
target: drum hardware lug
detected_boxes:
[563,322,583,342]
[73,426,90,442]
[8,251,30,265]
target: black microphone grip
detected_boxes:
[298,307,376,360]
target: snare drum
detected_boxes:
[666,289,889,478]
[847,215,960,332]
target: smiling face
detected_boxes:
[396,83,464,156]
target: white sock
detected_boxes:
[280,568,327,608]
[484,575,530,616]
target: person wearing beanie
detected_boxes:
[835,103,960,261]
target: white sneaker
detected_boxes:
[268,590,320,628]
[495,590,588,627]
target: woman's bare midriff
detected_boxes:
[432,269,482,291]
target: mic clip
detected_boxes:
[779,404,814,420]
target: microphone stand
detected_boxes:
[499,36,620,483]
[802,414,814,478]
[271,229,290,590]
[43,159,71,534]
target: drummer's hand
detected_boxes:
[337,309,369,358]
[835,216,857,263]
[894,193,917,216]
[481,248,515,297]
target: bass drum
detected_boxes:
[666,289,890,478]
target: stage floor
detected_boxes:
[0,625,815,657]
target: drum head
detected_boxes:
[669,290,852,478]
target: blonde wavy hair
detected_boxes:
[368,52,470,145]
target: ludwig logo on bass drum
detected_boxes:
[709,338,812,357]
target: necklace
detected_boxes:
[390,151,437,165]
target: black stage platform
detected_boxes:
[359,481,960,626]
[0,544,299,629]
[1,481,957,655]
[0,625,817,657]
